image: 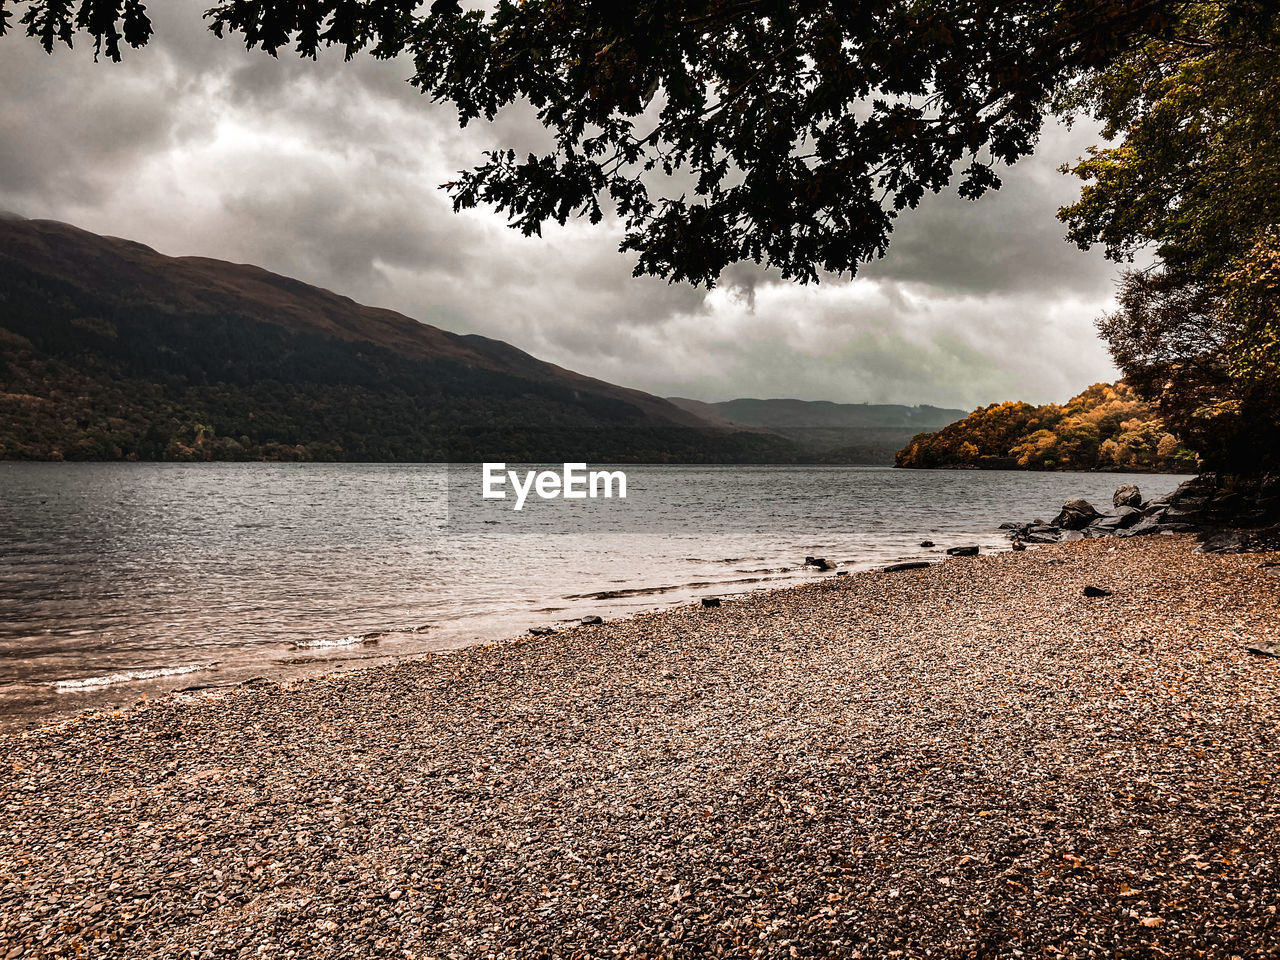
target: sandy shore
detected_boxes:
[2,535,1279,958]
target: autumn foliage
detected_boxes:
[895,382,1195,472]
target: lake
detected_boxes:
[0,463,1190,727]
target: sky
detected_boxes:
[0,2,1126,410]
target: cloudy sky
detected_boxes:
[0,2,1125,409]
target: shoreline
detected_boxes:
[3,535,1278,957]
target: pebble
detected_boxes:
[2,536,1277,959]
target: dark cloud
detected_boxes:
[0,1,1124,408]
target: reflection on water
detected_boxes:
[0,462,1189,727]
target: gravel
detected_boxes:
[2,535,1278,958]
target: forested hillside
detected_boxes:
[895,382,1197,472]
[0,216,800,463]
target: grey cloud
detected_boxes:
[0,2,1124,410]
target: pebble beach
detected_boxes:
[2,534,1278,959]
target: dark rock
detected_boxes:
[946,546,980,557]
[884,561,933,573]
[804,557,833,570]
[701,597,721,608]
[1259,561,1280,569]
[1113,484,1143,508]
[1011,541,1026,551]
[527,626,556,636]
[1116,518,1162,538]
[919,540,935,548]
[835,570,849,576]
[1021,528,1065,543]
[1089,506,1143,533]
[998,522,1018,530]
[1197,524,1280,554]
[1083,586,1112,598]
[1053,498,1101,530]
[1245,642,1277,658]
[580,616,604,625]
[1111,505,1143,527]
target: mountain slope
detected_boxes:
[667,397,966,463]
[0,215,798,463]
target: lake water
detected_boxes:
[0,463,1190,728]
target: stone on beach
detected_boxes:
[1113,484,1143,508]
[1052,497,1101,530]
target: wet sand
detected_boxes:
[2,535,1278,958]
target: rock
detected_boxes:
[1089,507,1143,533]
[1113,484,1142,508]
[804,557,833,570]
[946,545,980,557]
[701,597,721,608]
[1053,498,1101,530]
[919,540,935,548]
[1083,586,1112,598]
[835,570,849,576]
[1011,541,1026,551]
[884,561,933,573]
[1245,641,1278,657]
[1021,530,1061,544]
[998,522,1019,530]
[527,626,556,636]
[1117,518,1162,539]
[580,616,604,625]
[1110,506,1143,527]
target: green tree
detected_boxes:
[4,0,1186,285]
[1058,1,1280,472]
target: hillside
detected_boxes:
[0,215,799,463]
[668,397,966,463]
[894,382,1197,472]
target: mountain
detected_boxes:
[894,381,1197,472]
[0,215,800,463]
[667,397,966,463]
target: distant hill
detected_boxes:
[894,382,1197,472]
[668,397,966,463]
[0,215,801,463]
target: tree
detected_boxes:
[4,0,1187,285]
[1058,1,1280,472]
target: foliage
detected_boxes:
[1057,1,1280,472]
[3,0,1190,286]
[895,382,1195,471]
